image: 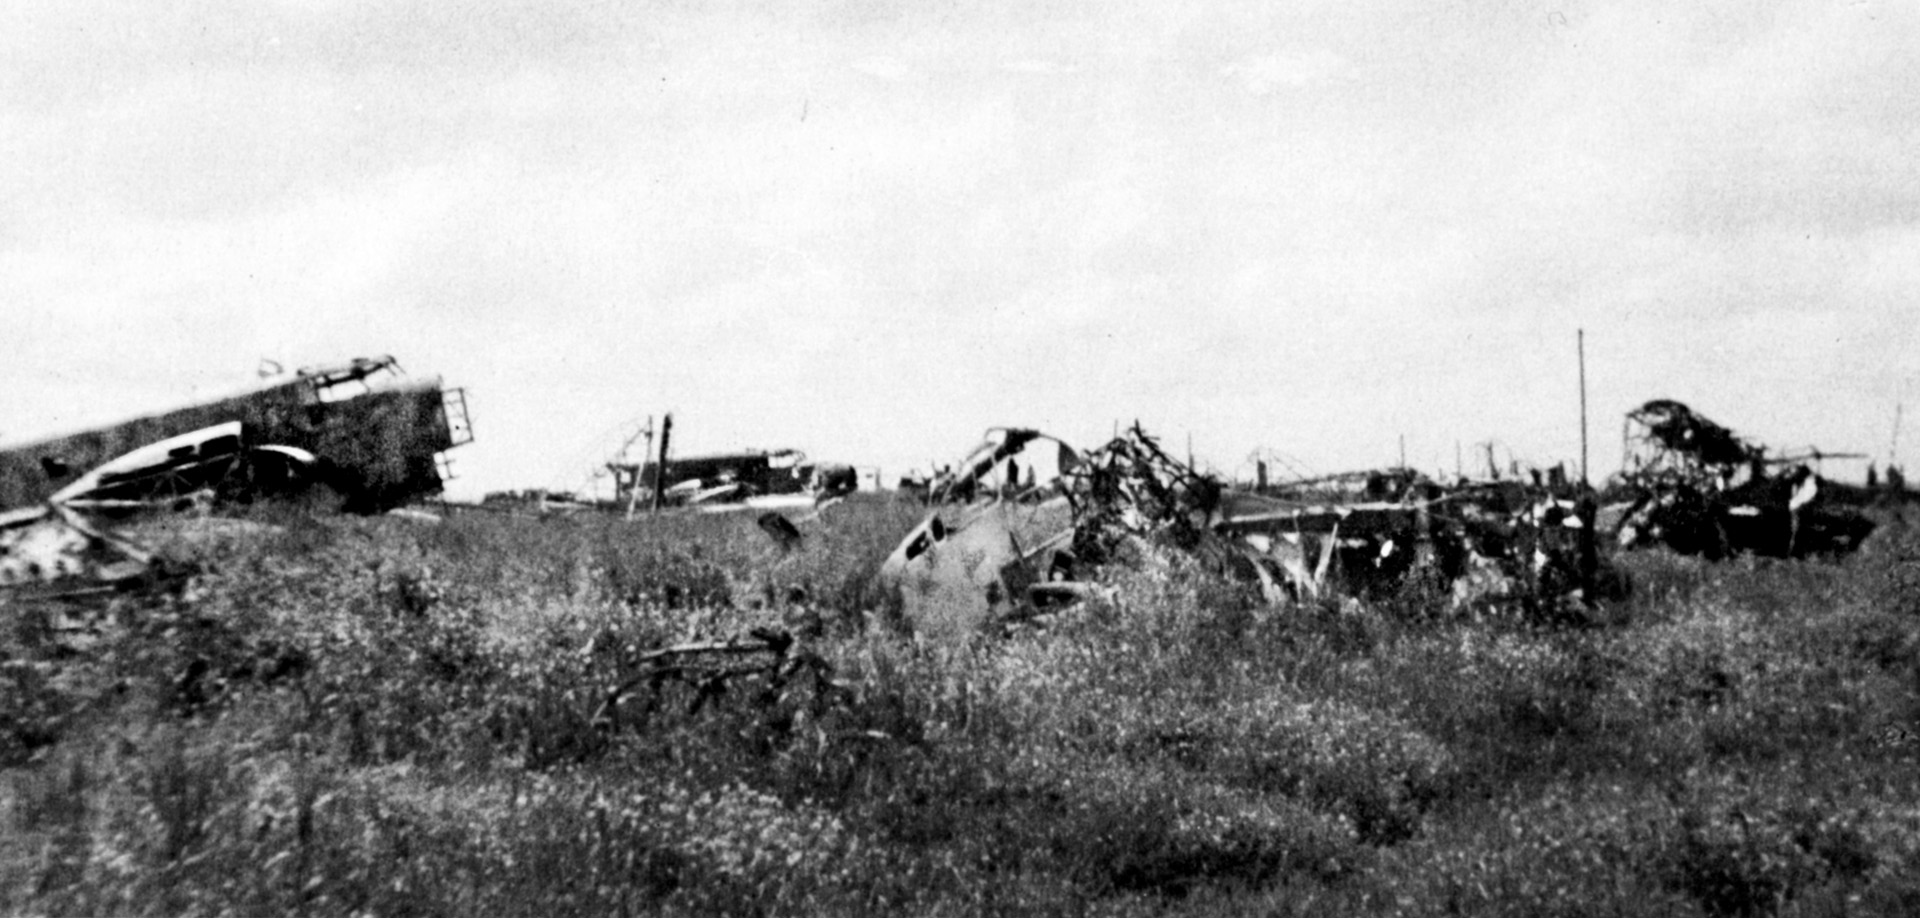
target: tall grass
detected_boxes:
[6,497,1920,915]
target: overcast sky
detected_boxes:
[3,0,1915,498]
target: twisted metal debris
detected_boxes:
[882,423,1623,642]
[1613,399,1881,558]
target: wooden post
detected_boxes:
[651,413,673,514]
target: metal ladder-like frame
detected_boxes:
[435,387,473,485]
[441,388,474,447]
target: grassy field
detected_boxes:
[7,494,1920,916]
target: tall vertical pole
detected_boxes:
[1892,402,1904,468]
[651,413,673,514]
[1578,328,1590,486]
[625,416,651,521]
[1576,330,1597,603]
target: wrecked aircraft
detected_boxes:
[1612,399,1880,558]
[0,356,472,516]
[881,423,1620,642]
[608,449,856,510]
[0,357,471,589]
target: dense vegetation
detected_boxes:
[7,495,1920,916]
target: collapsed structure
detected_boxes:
[1612,399,1881,558]
[1,357,472,587]
[881,424,1619,642]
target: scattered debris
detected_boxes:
[585,627,844,741]
[756,512,804,552]
[0,503,154,588]
[1062,428,1613,616]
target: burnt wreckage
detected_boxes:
[882,424,1619,642]
[1,356,472,587]
[1612,399,1880,558]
